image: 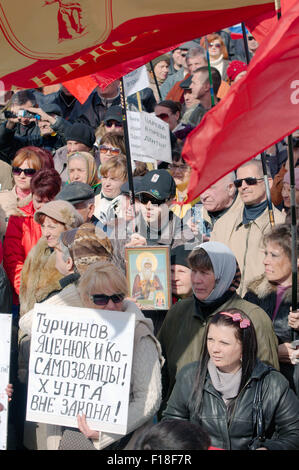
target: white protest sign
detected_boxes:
[0,314,12,450]
[140,112,172,163]
[26,305,135,435]
[127,111,156,163]
[123,66,149,97]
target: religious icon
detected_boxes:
[125,246,171,310]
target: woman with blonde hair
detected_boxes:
[47,261,163,450]
[67,151,101,195]
[97,132,126,165]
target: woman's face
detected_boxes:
[169,159,191,188]
[13,159,37,191]
[84,287,124,312]
[207,324,242,373]
[100,144,121,165]
[263,241,292,286]
[154,61,169,82]
[191,268,215,300]
[68,157,88,184]
[281,182,299,208]
[208,40,222,59]
[41,215,66,249]
[155,105,179,131]
[101,170,125,199]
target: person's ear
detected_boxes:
[88,203,95,219]
[227,182,236,197]
[66,256,74,273]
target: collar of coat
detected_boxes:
[246,274,296,303]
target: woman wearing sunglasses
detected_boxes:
[97,132,126,165]
[202,33,230,80]
[0,146,54,241]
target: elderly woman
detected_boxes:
[147,55,170,102]
[0,146,54,240]
[202,33,230,80]
[45,261,163,450]
[163,309,299,450]
[67,151,101,195]
[244,224,299,393]
[157,241,280,413]
[3,169,61,302]
[19,200,83,317]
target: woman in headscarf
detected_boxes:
[67,151,101,195]
[157,241,280,414]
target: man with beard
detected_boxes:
[132,256,163,301]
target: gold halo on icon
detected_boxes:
[136,252,158,272]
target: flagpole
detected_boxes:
[119,77,137,217]
[149,61,162,101]
[275,0,281,19]
[204,36,215,108]
[241,24,275,227]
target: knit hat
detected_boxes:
[55,181,95,205]
[226,60,247,82]
[170,245,193,269]
[60,222,114,275]
[283,168,299,189]
[65,123,95,148]
[34,200,83,229]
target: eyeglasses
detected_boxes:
[209,43,221,48]
[234,177,264,188]
[12,167,37,176]
[138,193,166,205]
[247,36,254,41]
[156,113,171,120]
[99,145,121,156]
[180,52,187,57]
[105,121,122,128]
[169,163,189,171]
[90,293,125,306]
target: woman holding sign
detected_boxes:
[47,261,163,450]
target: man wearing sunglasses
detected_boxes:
[210,159,285,296]
[126,170,197,250]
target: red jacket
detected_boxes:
[3,201,42,300]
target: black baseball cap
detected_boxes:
[104,105,123,124]
[138,169,176,201]
[180,76,192,90]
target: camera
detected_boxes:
[4,110,17,119]
[17,109,40,120]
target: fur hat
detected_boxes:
[34,200,83,229]
[60,222,114,274]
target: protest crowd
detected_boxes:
[0,25,299,453]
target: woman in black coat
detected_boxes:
[163,309,299,450]
[244,224,299,393]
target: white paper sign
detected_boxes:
[0,314,12,450]
[26,305,135,435]
[123,66,150,97]
[127,111,172,163]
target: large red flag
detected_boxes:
[182,1,299,203]
[0,1,274,89]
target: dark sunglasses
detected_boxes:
[156,113,171,120]
[138,193,166,205]
[12,167,37,176]
[234,177,264,188]
[180,52,187,57]
[105,121,122,128]
[247,36,254,41]
[99,145,121,155]
[91,293,125,306]
[209,43,221,48]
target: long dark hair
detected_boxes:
[189,308,258,417]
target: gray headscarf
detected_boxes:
[192,241,237,303]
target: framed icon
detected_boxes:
[125,246,171,310]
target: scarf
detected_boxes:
[208,359,242,402]
[242,200,268,225]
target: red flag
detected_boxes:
[183,1,299,203]
[0,1,274,89]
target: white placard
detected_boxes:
[26,305,135,435]
[127,111,172,163]
[140,112,172,163]
[0,314,12,450]
[123,66,150,97]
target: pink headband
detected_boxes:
[219,312,251,329]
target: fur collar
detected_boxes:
[246,274,296,303]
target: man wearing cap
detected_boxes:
[55,181,98,224]
[101,105,123,136]
[126,169,197,249]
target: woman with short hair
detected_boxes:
[163,309,299,450]
[46,261,163,450]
